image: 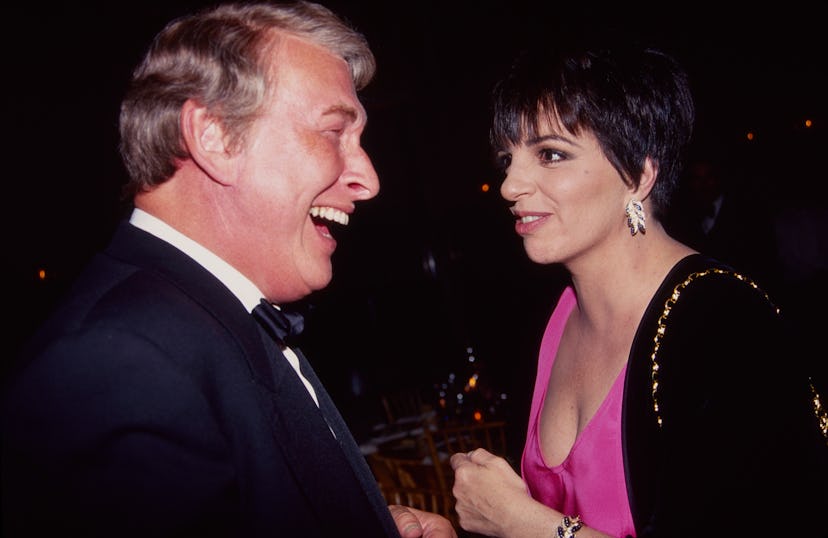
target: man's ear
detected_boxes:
[633,156,658,200]
[180,99,238,185]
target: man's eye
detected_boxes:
[321,122,346,136]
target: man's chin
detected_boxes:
[306,263,334,293]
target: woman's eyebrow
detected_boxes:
[525,133,578,147]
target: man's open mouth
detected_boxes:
[310,206,349,238]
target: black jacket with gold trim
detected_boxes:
[622,254,827,537]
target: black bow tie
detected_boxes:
[252,298,305,346]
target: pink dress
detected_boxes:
[521,287,636,537]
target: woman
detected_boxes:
[449,44,828,537]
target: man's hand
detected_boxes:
[389,504,458,538]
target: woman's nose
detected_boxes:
[500,170,529,202]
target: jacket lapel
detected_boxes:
[265,342,398,535]
[291,348,398,530]
[622,253,712,533]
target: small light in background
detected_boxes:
[473,410,482,422]
[422,249,438,278]
[746,131,755,141]
[38,268,47,280]
[804,119,813,128]
[481,183,490,193]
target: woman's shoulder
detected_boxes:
[654,254,778,319]
[634,253,782,379]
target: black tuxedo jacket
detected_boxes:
[1,221,399,537]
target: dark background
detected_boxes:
[5,2,825,451]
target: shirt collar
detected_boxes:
[129,208,264,313]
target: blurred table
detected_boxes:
[358,409,436,457]
[359,426,426,457]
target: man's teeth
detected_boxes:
[519,215,542,224]
[309,206,349,226]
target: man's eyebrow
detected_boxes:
[322,104,358,122]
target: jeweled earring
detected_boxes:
[625,199,646,236]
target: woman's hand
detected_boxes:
[389,504,458,538]
[450,448,538,537]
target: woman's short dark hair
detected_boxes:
[491,43,695,221]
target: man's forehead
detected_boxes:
[266,35,361,112]
[269,31,349,75]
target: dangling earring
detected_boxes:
[625,199,646,236]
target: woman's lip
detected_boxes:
[513,214,548,235]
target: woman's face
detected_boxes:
[498,119,631,267]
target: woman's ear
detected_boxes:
[633,156,658,200]
[180,99,238,185]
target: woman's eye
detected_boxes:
[495,152,512,171]
[538,148,564,163]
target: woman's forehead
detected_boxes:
[513,108,573,142]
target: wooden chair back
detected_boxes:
[377,483,457,527]
[428,420,509,456]
[421,420,509,493]
[380,386,431,426]
[366,421,509,535]
[366,451,458,526]
[367,451,442,490]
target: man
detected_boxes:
[0,3,454,537]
